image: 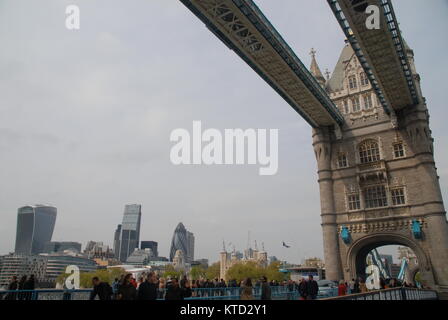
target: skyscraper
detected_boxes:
[15,205,57,255]
[117,204,142,262]
[141,241,158,258]
[186,231,195,263]
[113,224,122,259]
[169,223,194,263]
[169,223,188,262]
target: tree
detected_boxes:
[266,261,287,282]
[226,261,263,283]
[205,262,220,280]
[190,266,207,280]
[226,261,285,283]
[162,265,183,280]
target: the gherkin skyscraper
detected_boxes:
[169,223,194,263]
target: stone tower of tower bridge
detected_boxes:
[310,42,448,293]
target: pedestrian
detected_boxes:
[191,280,198,297]
[338,280,347,296]
[112,278,120,299]
[287,280,295,300]
[138,272,158,300]
[90,277,113,300]
[306,275,319,300]
[18,275,27,300]
[165,278,192,300]
[353,278,360,293]
[117,274,137,300]
[240,278,254,300]
[359,278,368,293]
[5,276,18,300]
[130,277,138,288]
[180,275,188,288]
[23,274,35,300]
[158,277,166,299]
[298,278,307,300]
[260,276,271,300]
[219,278,227,296]
[380,277,386,290]
[137,276,144,289]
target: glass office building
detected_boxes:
[186,231,195,263]
[117,204,142,262]
[141,241,158,258]
[113,224,122,259]
[15,205,57,255]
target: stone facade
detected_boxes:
[310,42,448,293]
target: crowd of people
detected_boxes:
[3,275,36,300]
[89,273,322,300]
[2,272,421,300]
[336,277,421,296]
[100,273,276,300]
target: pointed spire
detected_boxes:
[325,68,331,80]
[309,48,326,87]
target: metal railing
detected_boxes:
[0,289,93,300]
[0,285,322,300]
[322,287,439,301]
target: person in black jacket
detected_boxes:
[260,276,272,300]
[138,272,158,300]
[180,275,188,289]
[90,277,113,300]
[165,278,192,300]
[298,278,307,300]
[23,275,35,300]
[306,275,319,300]
[353,278,360,293]
[118,274,138,300]
[17,275,27,300]
[5,276,18,300]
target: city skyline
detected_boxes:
[1,0,447,265]
[5,202,404,264]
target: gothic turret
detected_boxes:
[309,48,326,88]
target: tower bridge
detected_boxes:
[179,0,344,127]
[179,0,448,296]
[328,0,419,113]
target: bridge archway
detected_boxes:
[345,233,436,288]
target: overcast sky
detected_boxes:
[0,0,447,264]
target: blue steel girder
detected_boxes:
[179,0,344,128]
[328,0,419,113]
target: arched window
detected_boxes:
[364,94,373,109]
[352,97,361,112]
[337,153,348,168]
[360,72,369,86]
[343,100,350,114]
[359,140,380,164]
[348,75,357,89]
